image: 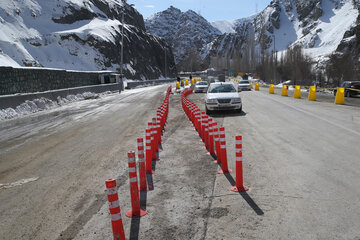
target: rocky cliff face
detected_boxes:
[0,0,176,79]
[145,6,221,64]
[335,2,360,59]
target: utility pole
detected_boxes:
[273,35,277,83]
[164,48,167,79]
[120,0,126,92]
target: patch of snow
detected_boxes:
[211,20,236,34]
[0,92,100,121]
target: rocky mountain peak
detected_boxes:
[145,6,221,63]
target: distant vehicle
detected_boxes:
[217,74,225,82]
[238,80,251,91]
[194,81,209,93]
[333,81,360,97]
[205,82,242,114]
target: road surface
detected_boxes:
[0,85,359,239]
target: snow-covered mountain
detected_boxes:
[146,0,360,69]
[145,6,221,63]
[0,0,176,79]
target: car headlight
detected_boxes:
[232,98,241,104]
[206,98,218,104]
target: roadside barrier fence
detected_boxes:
[181,88,248,191]
[105,85,172,239]
[265,84,359,105]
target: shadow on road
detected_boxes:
[224,172,264,216]
[146,173,154,191]
[209,110,247,119]
[129,182,149,239]
[129,217,140,240]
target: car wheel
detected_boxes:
[205,106,212,115]
[237,106,242,113]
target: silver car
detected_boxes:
[238,80,251,91]
[205,82,242,114]
[194,81,208,93]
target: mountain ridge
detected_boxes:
[0,0,176,79]
[145,1,360,71]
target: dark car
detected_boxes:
[334,81,360,97]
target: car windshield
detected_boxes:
[209,84,236,93]
[239,80,250,84]
[197,82,208,85]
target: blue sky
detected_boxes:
[129,0,272,22]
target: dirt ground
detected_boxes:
[1,85,360,240]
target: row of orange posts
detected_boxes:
[253,82,346,105]
[105,86,172,240]
[181,88,248,193]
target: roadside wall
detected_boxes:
[0,67,101,95]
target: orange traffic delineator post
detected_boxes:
[148,122,155,161]
[230,135,248,192]
[156,116,162,145]
[152,118,159,153]
[213,126,220,164]
[218,127,232,174]
[207,119,215,156]
[203,116,209,145]
[204,118,209,150]
[105,179,126,240]
[145,129,154,174]
[137,138,147,191]
[126,151,147,218]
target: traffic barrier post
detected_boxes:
[213,127,220,164]
[294,85,301,99]
[218,127,232,174]
[137,138,147,191]
[126,151,147,218]
[308,86,316,101]
[269,84,274,94]
[105,179,125,240]
[281,85,288,96]
[335,87,345,105]
[208,121,216,156]
[255,83,259,91]
[145,129,154,174]
[230,136,248,192]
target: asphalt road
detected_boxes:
[0,85,360,240]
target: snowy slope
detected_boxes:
[0,0,176,79]
[211,20,236,34]
[261,0,359,60]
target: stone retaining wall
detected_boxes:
[0,67,101,95]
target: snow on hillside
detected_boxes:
[0,0,176,79]
[300,0,358,58]
[0,0,123,69]
[146,0,359,69]
[211,20,236,34]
